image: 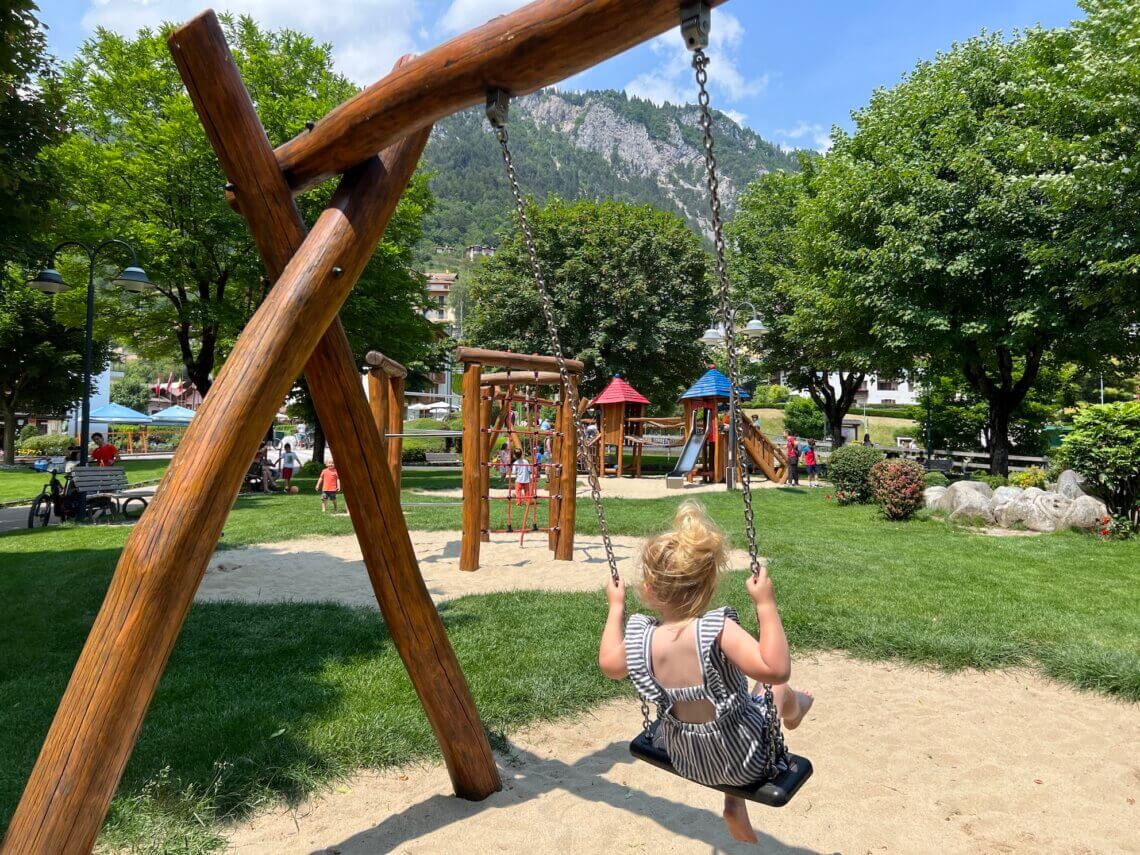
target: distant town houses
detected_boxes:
[425,272,458,325]
[465,244,495,261]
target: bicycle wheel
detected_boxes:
[27,494,52,528]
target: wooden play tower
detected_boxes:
[589,375,651,478]
[2,3,737,851]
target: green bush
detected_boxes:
[1010,465,1048,489]
[17,433,75,456]
[783,396,825,440]
[971,471,1008,488]
[298,460,323,478]
[826,443,884,503]
[402,447,427,463]
[18,424,38,443]
[923,471,949,487]
[870,459,925,520]
[1060,402,1140,530]
[750,385,793,407]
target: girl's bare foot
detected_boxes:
[782,689,814,730]
[723,795,758,844]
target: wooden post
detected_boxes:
[368,369,390,461]
[548,392,562,552]
[555,374,578,560]
[460,362,482,571]
[387,375,404,491]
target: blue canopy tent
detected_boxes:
[148,405,196,425]
[88,403,153,424]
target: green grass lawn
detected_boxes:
[0,459,171,504]
[1,473,1136,850]
[747,407,918,446]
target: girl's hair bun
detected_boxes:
[640,501,729,618]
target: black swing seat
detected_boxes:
[629,724,812,807]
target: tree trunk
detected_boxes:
[807,370,864,446]
[1,401,16,464]
[312,415,326,465]
[987,400,1012,477]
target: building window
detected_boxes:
[877,377,897,391]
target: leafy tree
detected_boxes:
[0,278,109,461]
[0,0,60,276]
[464,197,713,409]
[809,19,1139,474]
[49,17,360,397]
[110,358,182,413]
[729,165,903,444]
[1059,402,1140,530]
[782,395,825,440]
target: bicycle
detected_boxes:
[27,469,117,528]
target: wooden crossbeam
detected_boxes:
[456,346,584,374]
[273,0,728,193]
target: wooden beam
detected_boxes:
[556,374,578,560]
[366,349,408,378]
[167,10,498,799]
[460,363,482,570]
[479,390,493,544]
[368,369,390,460]
[479,370,564,386]
[273,0,728,193]
[456,346,584,374]
[387,375,405,491]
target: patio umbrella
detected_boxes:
[88,403,153,424]
[148,405,196,425]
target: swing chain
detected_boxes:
[489,98,621,586]
[689,42,788,776]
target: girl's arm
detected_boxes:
[719,569,792,685]
[598,578,629,679]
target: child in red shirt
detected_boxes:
[804,439,819,487]
[315,461,340,512]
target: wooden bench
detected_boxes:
[68,466,150,520]
[425,452,460,466]
[924,458,955,474]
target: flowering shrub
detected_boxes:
[827,443,884,503]
[1099,514,1134,541]
[1010,465,1048,489]
[825,490,860,506]
[869,459,926,521]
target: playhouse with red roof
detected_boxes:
[588,375,652,478]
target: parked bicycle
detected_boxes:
[27,468,118,528]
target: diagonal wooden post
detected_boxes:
[167,9,499,798]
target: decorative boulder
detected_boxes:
[1000,491,1073,532]
[1056,469,1087,500]
[1059,495,1109,531]
[990,485,1024,512]
[936,479,993,515]
[924,486,948,509]
[948,489,995,525]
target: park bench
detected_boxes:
[68,466,150,521]
[425,452,461,466]
[924,458,955,474]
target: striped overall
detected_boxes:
[625,606,779,787]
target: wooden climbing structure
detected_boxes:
[2,2,736,851]
[458,347,581,571]
[588,375,651,477]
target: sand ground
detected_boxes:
[201,533,1138,854]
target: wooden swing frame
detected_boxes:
[3,1,730,850]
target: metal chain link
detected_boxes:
[691,47,787,775]
[492,123,622,586]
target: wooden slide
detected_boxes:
[742,419,789,484]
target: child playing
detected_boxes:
[315,460,340,512]
[598,502,813,844]
[510,450,533,506]
[279,443,300,492]
[804,439,819,487]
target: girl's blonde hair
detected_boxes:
[640,501,728,619]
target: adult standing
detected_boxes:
[784,429,800,486]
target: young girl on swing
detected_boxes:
[598,501,814,843]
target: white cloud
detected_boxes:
[722,108,747,126]
[775,121,833,153]
[77,0,424,84]
[625,12,767,117]
[440,0,526,32]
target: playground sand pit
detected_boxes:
[199,532,754,607]
[223,652,1139,854]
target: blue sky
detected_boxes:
[40,0,1084,151]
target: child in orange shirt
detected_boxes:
[315,460,340,512]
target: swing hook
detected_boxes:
[681,1,711,52]
[486,88,510,129]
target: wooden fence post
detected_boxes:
[460,362,482,571]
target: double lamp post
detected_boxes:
[28,239,153,467]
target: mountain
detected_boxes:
[420,89,802,248]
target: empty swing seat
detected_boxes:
[629,723,813,808]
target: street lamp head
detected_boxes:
[28,267,70,294]
[742,317,768,338]
[112,265,153,293]
[699,326,723,346]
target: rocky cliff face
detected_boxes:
[421,88,801,247]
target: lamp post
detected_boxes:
[28,239,153,469]
[698,301,767,490]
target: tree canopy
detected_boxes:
[464,197,713,409]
